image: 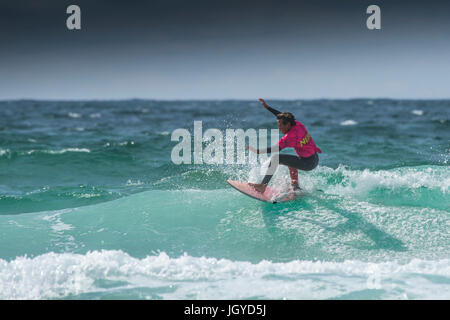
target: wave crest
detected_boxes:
[0,250,448,300]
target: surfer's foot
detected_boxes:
[248,182,267,193]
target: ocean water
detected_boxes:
[0,99,449,300]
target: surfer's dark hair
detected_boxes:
[277,112,296,126]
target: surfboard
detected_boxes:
[226,179,303,203]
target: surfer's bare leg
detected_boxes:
[289,167,301,190]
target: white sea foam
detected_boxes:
[314,165,449,195]
[25,148,91,155]
[0,250,448,300]
[412,110,424,116]
[118,141,135,146]
[89,113,102,118]
[42,212,74,233]
[126,179,144,186]
[0,148,9,157]
[68,112,82,118]
[340,120,358,126]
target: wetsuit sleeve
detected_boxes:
[265,105,282,117]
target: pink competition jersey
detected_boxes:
[277,120,322,158]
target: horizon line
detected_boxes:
[2,96,450,102]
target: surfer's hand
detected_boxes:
[258,98,269,109]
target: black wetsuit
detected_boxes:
[258,105,319,187]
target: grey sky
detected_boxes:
[1,0,450,100]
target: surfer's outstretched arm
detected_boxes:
[259,98,281,116]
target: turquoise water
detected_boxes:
[0,99,449,299]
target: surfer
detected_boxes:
[247,99,322,193]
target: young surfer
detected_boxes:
[248,99,322,193]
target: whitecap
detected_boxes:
[68,112,82,118]
[412,110,424,116]
[340,120,358,126]
[48,148,91,154]
[118,141,135,146]
[315,165,449,195]
[126,179,144,186]
[0,250,449,300]
[0,148,10,157]
[25,148,91,155]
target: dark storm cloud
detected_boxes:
[2,1,448,41]
[2,0,450,53]
[1,1,450,99]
